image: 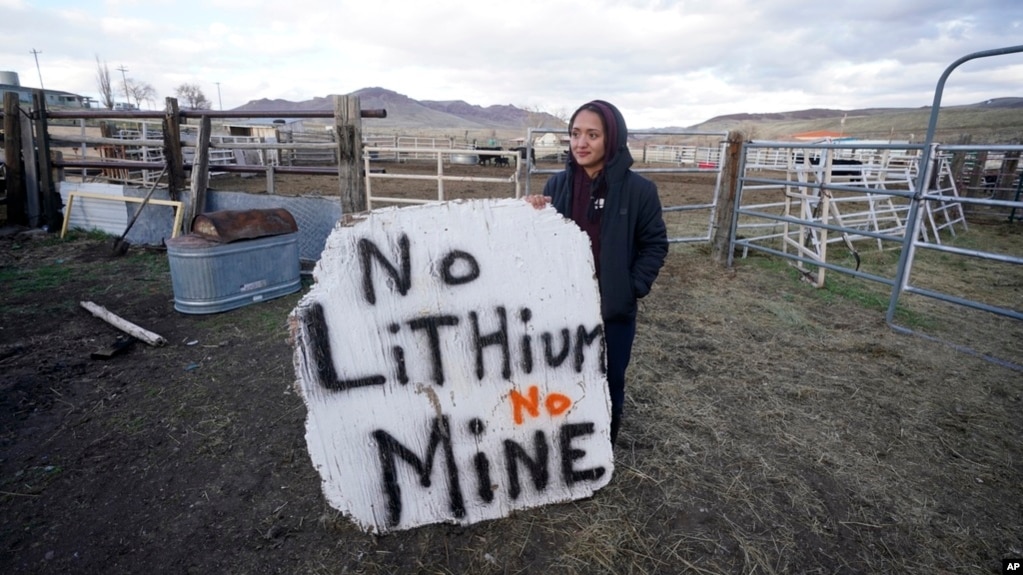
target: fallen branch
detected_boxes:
[79,301,167,347]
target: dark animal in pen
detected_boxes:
[793,154,864,181]
[512,146,536,166]
[474,146,503,166]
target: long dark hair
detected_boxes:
[569,103,608,135]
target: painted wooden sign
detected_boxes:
[289,198,613,533]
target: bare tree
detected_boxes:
[127,80,156,109]
[175,83,211,110]
[549,106,571,124]
[95,55,114,109]
[520,104,569,130]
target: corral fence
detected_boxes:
[362,146,524,209]
[727,44,1023,369]
[1,46,1020,367]
[1,93,384,234]
[522,127,730,243]
[358,128,731,225]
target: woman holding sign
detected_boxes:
[526,100,668,446]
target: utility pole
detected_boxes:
[117,65,129,106]
[30,48,44,90]
[215,81,222,110]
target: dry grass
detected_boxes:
[2,169,1020,574]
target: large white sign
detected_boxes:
[289,198,613,533]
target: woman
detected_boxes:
[526,100,668,446]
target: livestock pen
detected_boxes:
[1,46,1022,575]
[727,45,1023,369]
[1,47,1020,367]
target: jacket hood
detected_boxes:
[567,99,633,181]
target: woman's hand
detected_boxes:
[524,195,551,210]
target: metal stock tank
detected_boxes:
[166,209,301,314]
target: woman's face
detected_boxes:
[570,109,606,177]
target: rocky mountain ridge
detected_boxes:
[232,89,1023,141]
[232,87,566,131]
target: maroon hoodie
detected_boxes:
[568,101,620,274]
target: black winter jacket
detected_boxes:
[542,102,668,322]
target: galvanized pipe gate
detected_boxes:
[727,44,1023,370]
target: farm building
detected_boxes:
[534,132,569,147]
[0,70,92,108]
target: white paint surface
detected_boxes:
[290,198,612,533]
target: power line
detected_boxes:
[30,48,44,90]
[116,65,130,105]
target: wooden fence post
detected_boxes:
[18,103,39,227]
[3,92,27,226]
[949,133,971,194]
[334,94,365,214]
[32,90,62,231]
[186,114,212,227]
[967,150,987,192]
[710,130,746,265]
[163,97,184,201]
[998,150,1020,197]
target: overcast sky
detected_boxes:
[2,0,1021,128]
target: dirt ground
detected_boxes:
[1,164,1022,574]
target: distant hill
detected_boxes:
[232,90,1023,143]
[232,87,565,132]
[693,97,1022,124]
[679,98,1023,143]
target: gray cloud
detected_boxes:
[1,0,1020,128]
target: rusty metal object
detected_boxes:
[190,208,297,243]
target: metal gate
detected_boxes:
[728,44,1023,370]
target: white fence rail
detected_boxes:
[363,146,522,209]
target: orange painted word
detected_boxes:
[509,385,572,425]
